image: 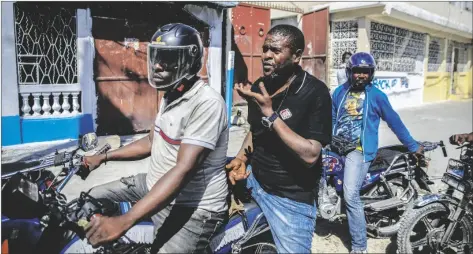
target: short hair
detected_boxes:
[267,24,304,55]
[342,52,353,62]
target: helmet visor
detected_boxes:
[147,44,197,89]
[351,67,372,75]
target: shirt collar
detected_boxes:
[289,66,307,95]
[163,79,207,110]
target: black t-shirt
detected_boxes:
[247,67,332,205]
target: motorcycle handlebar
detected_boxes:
[419,140,448,157]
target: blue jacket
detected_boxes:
[332,82,419,162]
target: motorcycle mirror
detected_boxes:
[440,140,448,157]
[79,133,98,152]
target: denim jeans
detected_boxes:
[246,167,317,253]
[88,173,225,253]
[343,150,371,252]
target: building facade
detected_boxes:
[1,2,235,146]
[248,1,473,109]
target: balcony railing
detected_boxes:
[19,84,81,118]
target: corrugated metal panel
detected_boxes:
[232,4,270,83]
[301,7,329,83]
[92,6,210,135]
[93,17,159,135]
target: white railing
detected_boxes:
[19,84,81,118]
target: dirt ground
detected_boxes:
[312,219,395,253]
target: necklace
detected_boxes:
[276,74,296,114]
[274,74,297,113]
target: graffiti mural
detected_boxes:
[372,77,409,95]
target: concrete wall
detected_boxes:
[424,38,472,103]
[357,17,370,52]
[77,8,97,131]
[1,2,20,117]
[409,2,473,33]
[326,2,472,108]
[373,72,424,109]
[1,2,22,146]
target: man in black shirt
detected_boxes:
[226,24,332,253]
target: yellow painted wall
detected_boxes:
[424,69,473,102]
[424,72,450,102]
[449,69,473,100]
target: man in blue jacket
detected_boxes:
[331,52,423,253]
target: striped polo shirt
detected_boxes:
[146,79,229,213]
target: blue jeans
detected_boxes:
[89,174,225,253]
[246,167,317,253]
[343,150,371,252]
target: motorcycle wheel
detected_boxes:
[364,177,413,238]
[397,202,473,254]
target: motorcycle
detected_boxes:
[1,153,276,254]
[318,138,447,238]
[396,141,473,254]
[1,143,111,253]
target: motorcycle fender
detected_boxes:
[414,193,458,208]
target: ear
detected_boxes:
[293,49,303,63]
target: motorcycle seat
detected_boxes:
[368,145,408,172]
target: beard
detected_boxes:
[262,63,297,94]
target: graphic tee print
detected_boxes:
[335,91,365,151]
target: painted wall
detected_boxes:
[424,72,450,102]
[424,42,472,103]
[373,72,424,109]
[77,8,97,131]
[1,2,22,146]
[409,2,473,33]
[21,115,94,143]
[2,4,95,146]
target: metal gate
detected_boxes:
[92,3,209,135]
[301,7,329,83]
[232,4,270,84]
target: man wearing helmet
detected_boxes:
[332,52,423,253]
[226,24,332,253]
[82,23,229,253]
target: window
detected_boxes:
[428,37,444,72]
[370,22,426,73]
[330,20,358,68]
[15,4,78,85]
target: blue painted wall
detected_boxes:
[21,114,94,144]
[2,114,94,146]
[1,115,22,146]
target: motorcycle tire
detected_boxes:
[397,202,473,254]
[365,177,412,238]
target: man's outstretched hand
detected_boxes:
[450,133,473,145]
[235,82,274,117]
[225,157,250,185]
